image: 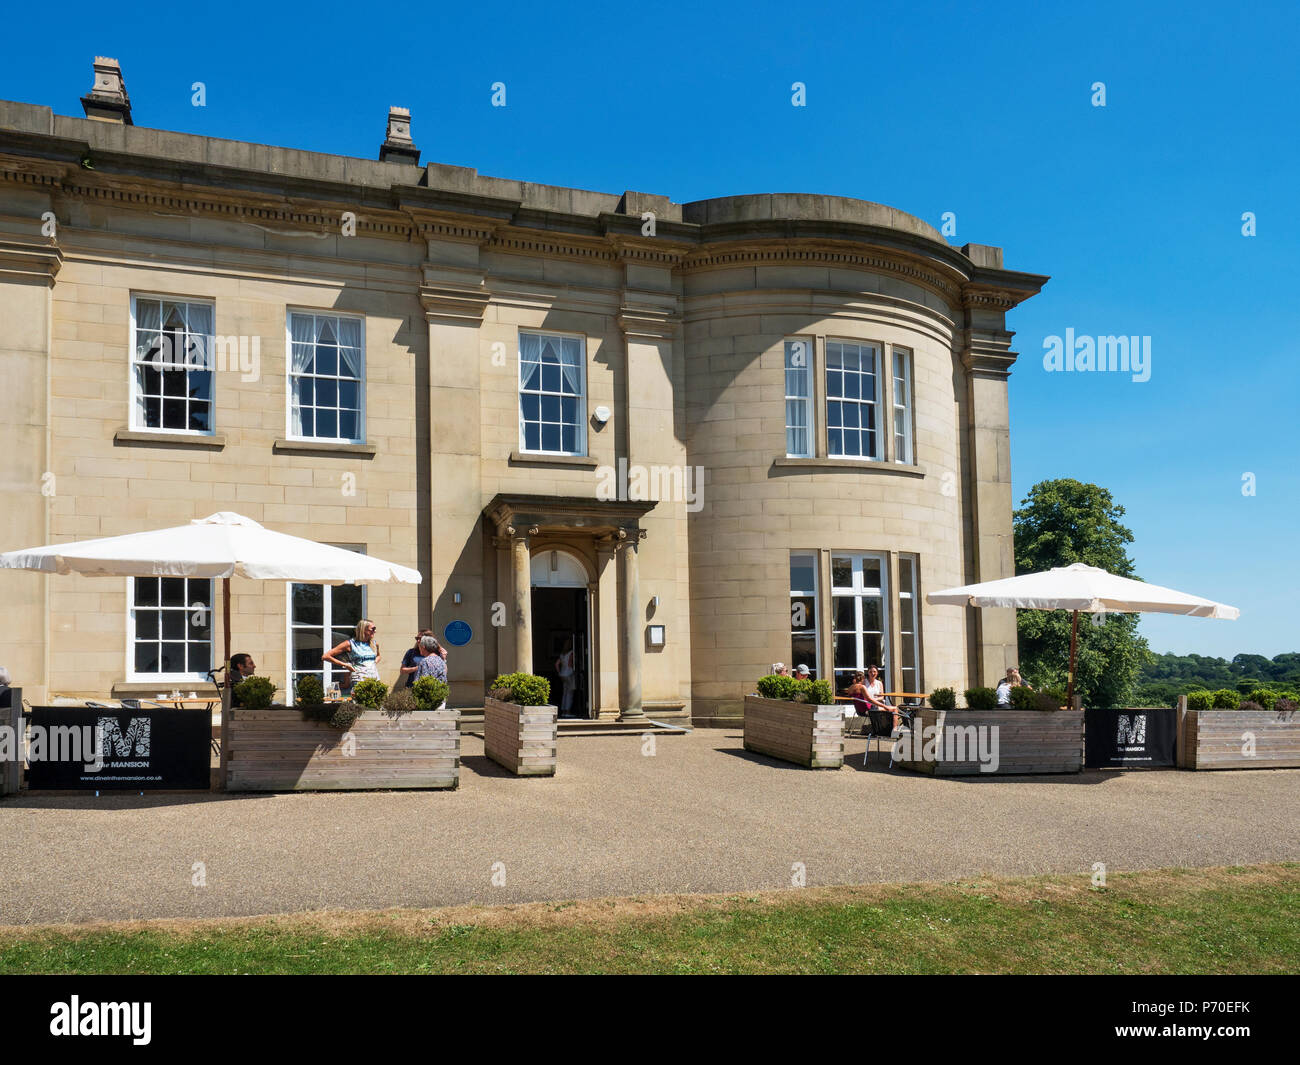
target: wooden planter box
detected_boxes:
[742,695,843,768]
[895,708,1084,776]
[484,697,557,776]
[1180,709,1300,769]
[224,706,460,791]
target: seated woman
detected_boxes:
[995,667,1027,708]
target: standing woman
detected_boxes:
[556,636,576,717]
[323,619,381,691]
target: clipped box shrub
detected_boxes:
[756,675,832,704]
[964,686,998,712]
[1186,690,1213,713]
[1211,689,1241,710]
[382,685,418,714]
[1035,689,1068,711]
[294,674,324,707]
[1009,685,1038,711]
[490,672,551,706]
[756,674,795,701]
[350,679,388,710]
[929,687,956,712]
[411,676,448,710]
[232,675,276,710]
[796,678,834,705]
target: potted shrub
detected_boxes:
[929,687,956,712]
[411,676,448,711]
[232,675,276,710]
[224,673,459,792]
[743,674,842,769]
[1181,687,1300,770]
[896,683,1083,777]
[484,672,556,776]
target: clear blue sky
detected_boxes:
[4,0,1296,659]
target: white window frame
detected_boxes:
[285,552,369,694]
[518,329,588,457]
[129,294,217,436]
[830,552,891,691]
[125,576,215,683]
[898,554,922,695]
[892,346,914,465]
[784,338,814,458]
[285,310,367,444]
[789,551,821,678]
[825,339,883,461]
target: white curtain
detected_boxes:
[133,300,161,427]
[186,303,213,371]
[520,332,541,389]
[289,314,316,436]
[559,338,582,396]
[337,317,362,378]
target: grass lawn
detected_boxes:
[2,863,1297,974]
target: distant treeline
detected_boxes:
[1135,652,1300,706]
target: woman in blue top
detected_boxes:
[324,619,381,690]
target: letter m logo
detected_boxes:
[1116,714,1146,745]
[98,716,151,758]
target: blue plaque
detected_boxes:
[444,620,473,647]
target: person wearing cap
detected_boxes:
[793,664,811,678]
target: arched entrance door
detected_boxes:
[530,549,591,719]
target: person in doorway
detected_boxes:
[323,619,381,690]
[793,664,811,679]
[556,636,577,717]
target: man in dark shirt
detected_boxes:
[400,629,446,687]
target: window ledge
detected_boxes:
[509,450,598,469]
[274,439,377,458]
[115,428,226,450]
[771,456,927,477]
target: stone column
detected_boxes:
[617,530,645,719]
[0,231,60,705]
[510,527,535,675]
[960,292,1021,687]
[594,536,621,720]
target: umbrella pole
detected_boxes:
[1066,609,1079,706]
[222,577,232,688]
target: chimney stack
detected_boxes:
[378,106,420,165]
[81,56,133,125]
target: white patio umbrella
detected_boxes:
[927,563,1239,704]
[0,512,421,687]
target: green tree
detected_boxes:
[1013,479,1151,707]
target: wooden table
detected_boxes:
[149,696,219,711]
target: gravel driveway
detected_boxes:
[1,729,1297,925]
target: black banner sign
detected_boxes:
[1085,707,1176,769]
[25,707,211,790]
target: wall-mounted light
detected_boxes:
[648,595,659,610]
